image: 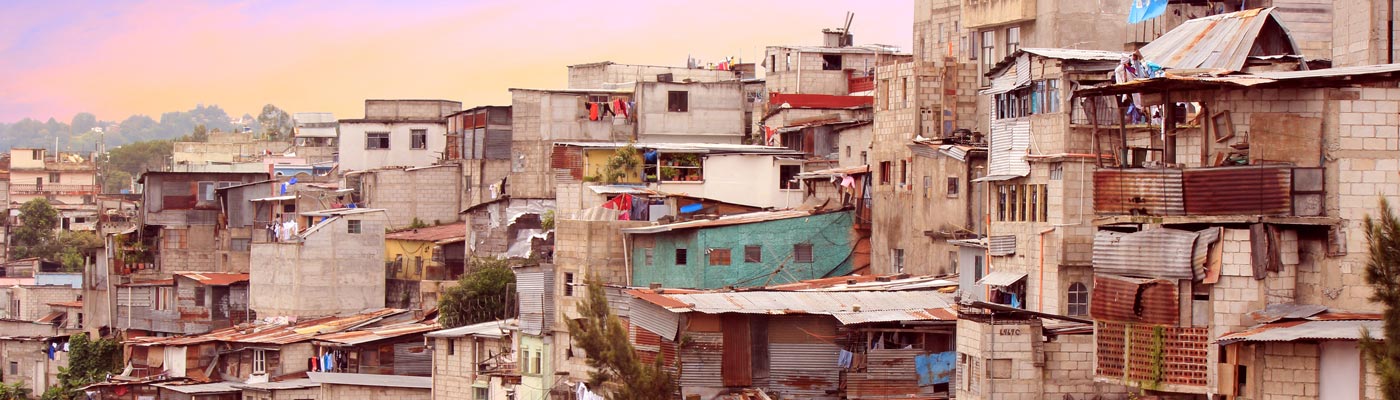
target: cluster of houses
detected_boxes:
[3,0,1400,399]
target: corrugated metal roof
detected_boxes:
[1140,8,1295,72]
[307,372,432,389]
[553,141,798,154]
[628,290,954,325]
[424,319,516,339]
[1093,169,1185,216]
[127,309,409,347]
[300,208,386,217]
[312,321,441,345]
[1090,274,1179,325]
[47,300,83,308]
[1249,303,1328,324]
[118,279,174,287]
[250,195,297,202]
[1217,320,1384,345]
[1183,166,1292,216]
[763,274,957,292]
[1093,228,1201,280]
[987,48,1126,77]
[976,271,1027,287]
[796,165,869,179]
[384,222,466,242]
[620,210,818,234]
[35,311,65,324]
[768,93,873,109]
[231,378,320,391]
[152,381,242,394]
[173,272,249,286]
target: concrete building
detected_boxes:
[8,148,99,232]
[1071,60,1400,399]
[136,171,268,274]
[0,336,68,397]
[249,208,388,318]
[567,61,744,90]
[623,209,856,290]
[762,31,902,96]
[351,164,462,230]
[309,372,431,399]
[550,142,807,211]
[172,131,293,167]
[446,106,511,162]
[954,304,1128,400]
[425,319,517,400]
[293,112,338,148]
[338,99,462,172]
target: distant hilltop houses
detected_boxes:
[2,1,1399,399]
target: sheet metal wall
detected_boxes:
[1093,169,1186,216]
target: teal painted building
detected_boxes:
[625,210,856,289]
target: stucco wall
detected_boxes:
[361,164,463,229]
[635,81,745,144]
[631,211,855,289]
[249,212,387,317]
[338,121,447,172]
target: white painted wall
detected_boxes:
[655,154,803,209]
[338,121,446,172]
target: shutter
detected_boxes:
[989,235,1017,256]
[987,119,1031,177]
[392,342,432,376]
[516,271,546,335]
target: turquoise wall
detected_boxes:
[631,211,855,289]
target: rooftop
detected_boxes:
[385,222,467,243]
[126,308,411,347]
[425,319,517,339]
[628,289,955,325]
[1140,7,1297,72]
[173,272,250,286]
[620,210,820,234]
[307,372,432,389]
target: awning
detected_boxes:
[977,271,1027,287]
[250,195,296,202]
[1217,320,1384,345]
[972,174,1021,183]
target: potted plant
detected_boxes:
[660,167,679,181]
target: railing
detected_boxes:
[9,184,99,194]
[848,76,875,93]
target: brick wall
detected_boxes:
[363,165,463,230]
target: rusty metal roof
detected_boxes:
[761,274,956,292]
[173,272,249,286]
[796,165,870,179]
[384,222,466,242]
[35,311,65,324]
[126,309,409,347]
[620,210,816,234]
[1249,303,1328,324]
[118,279,174,287]
[1090,274,1179,325]
[628,290,955,325]
[1217,319,1383,345]
[1079,63,1400,96]
[313,320,441,346]
[1093,169,1185,217]
[987,48,1126,77]
[46,300,82,308]
[307,372,432,389]
[976,271,1027,287]
[1140,8,1297,72]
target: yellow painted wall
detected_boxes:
[386,238,435,280]
[583,148,642,183]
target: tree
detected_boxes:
[11,199,59,260]
[41,333,120,400]
[54,231,102,272]
[257,104,294,140]
[70,112,97,134]
[102,139,173,179]
[438,257,516,328]
[567,279,676,399]
[189,124,209,142]
[1363,197,1400,400]
[0,382,30,400]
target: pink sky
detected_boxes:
[0,0,913,123]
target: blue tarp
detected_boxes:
[1128,0,1168,24]
[915,351,956,386]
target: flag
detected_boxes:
[1128,0,1168,24]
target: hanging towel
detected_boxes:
[587,103,599,121]
[613,99,628,118]
[837,350,854,368]
[601,102,615,117]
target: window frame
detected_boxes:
[347,219,362,234]
[48,172,60,183]
[778,164,802,190]
[410,129,428,150]
[1005,26,1021,55]
[979,30,996,86]
[1067,282,1089,316]
[365,132,390,150]
[675,248,688,265]
[252,349,267,374]
[947,176,960,197]
[708,248,732,266]
[564,272,576,297]
[793,243,814,263]
[821,54,842,71]
[892,249,905,272]
[667,91,689,112]
[744,245,762,263]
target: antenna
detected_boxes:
[843,12,855,45]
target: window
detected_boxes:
[194,286,206,307]
[410,129,427,149]
[667,91,689,112]
[1045,79,1060,113]
[1005,26,1021,55]
[899,160,909,187]
[48,173,60,183]
[366,132,390,149]
[156,286,174,310]
[644,248,654,265]
[974,255,985,282]
[845,146,851,158]
[794,244,814,263]
[882,79,892,110]
[8,361,15,375]
[948,251,959,273]
[879,161,892,184]
[282,204,296,213]
[860,151,868,165]
[446,338,455,356]
[744,245,762,263]
[779,165,801,190]
[902,77,911,108]
[769,55,776,73]
[995,184,1048,222]
[564,272,576,297]
[252,349,266,374]
[531,349,542,375]
[711,247,733,265]
[31,149,42,160]
[822,54,842,70]
[198,181,216,201]
[947,177,960,197]
[475,387,490,400]
[164,229,187,249]
[347,219,362,234]
[1068,282,1089,316]
[988,358,1012,379]
[892,249,905,272]
[1050,163,1064,180]
[923,176,933,198]
[675,248,688,265]
[980,30,996,86]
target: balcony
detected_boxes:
[10,184,99,195]
[1093,165,1326,223]
[962,0,1036,29]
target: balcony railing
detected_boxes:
[10,184,99,194]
